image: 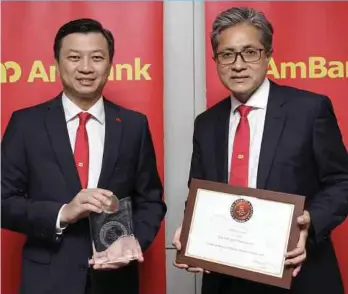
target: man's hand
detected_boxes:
[89,236,144,270]
[285,210,311,277]
[60,188,113,224]
[172,226,210,273]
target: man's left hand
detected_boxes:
[285,210,310,277]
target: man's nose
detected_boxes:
[231,54,247,71]
[78,57,93,73]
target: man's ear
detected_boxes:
[55,59,60,76]
[266,48,273,61]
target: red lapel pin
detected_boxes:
[115,117,122,123]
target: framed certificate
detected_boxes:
[176,179,305,289]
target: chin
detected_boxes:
[231,89,253,101]
[75,86,97,93]
[230,86,249,95]
[75,90,98,98]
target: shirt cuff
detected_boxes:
[56,204,68,234]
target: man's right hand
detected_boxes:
[172,226,209,273]
[60,188,113,224]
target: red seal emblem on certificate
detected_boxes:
[230,198,253,222]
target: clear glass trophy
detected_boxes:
[89,195,140,264]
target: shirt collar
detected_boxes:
[231,78,270,113]
[62,93,105,124]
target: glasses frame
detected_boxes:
[215,48,264,65]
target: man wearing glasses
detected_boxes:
[172,6,348,294]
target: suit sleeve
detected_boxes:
[133,116,166,251]
[1,112,62,244]
[308,96,348,244]
[183,116,205,211]
[188,116,204,187]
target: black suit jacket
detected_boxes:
[189,81,348,294]
[1,95,167,294]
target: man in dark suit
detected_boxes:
[173,6,348,294]
[1,18,166,294]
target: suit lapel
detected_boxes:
[45,95,82,195]
[257,81,288,189]
[215,98,231,183]
[97,100,123,188]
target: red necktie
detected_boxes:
[229,105,252,187]
[74,112,91,189]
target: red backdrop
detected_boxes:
[1,2,165,294]
[205,2,348,292]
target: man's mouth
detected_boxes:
[76,78,95,86]
[231,76,249,83]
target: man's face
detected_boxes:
[215,23,270,101]
[56,32,111,100]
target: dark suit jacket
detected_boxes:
[1,95,167,294]
[189,81,348,294]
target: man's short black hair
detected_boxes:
[54,18,114,61]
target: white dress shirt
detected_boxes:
[228,78,270,188]
[56,94,105,232]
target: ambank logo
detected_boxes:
[267,57,347,79]
[0,58,151,84]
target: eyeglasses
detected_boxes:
[215,48,264,65]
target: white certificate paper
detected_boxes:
[185,188,294,278]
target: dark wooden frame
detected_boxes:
[176,178,305,289]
